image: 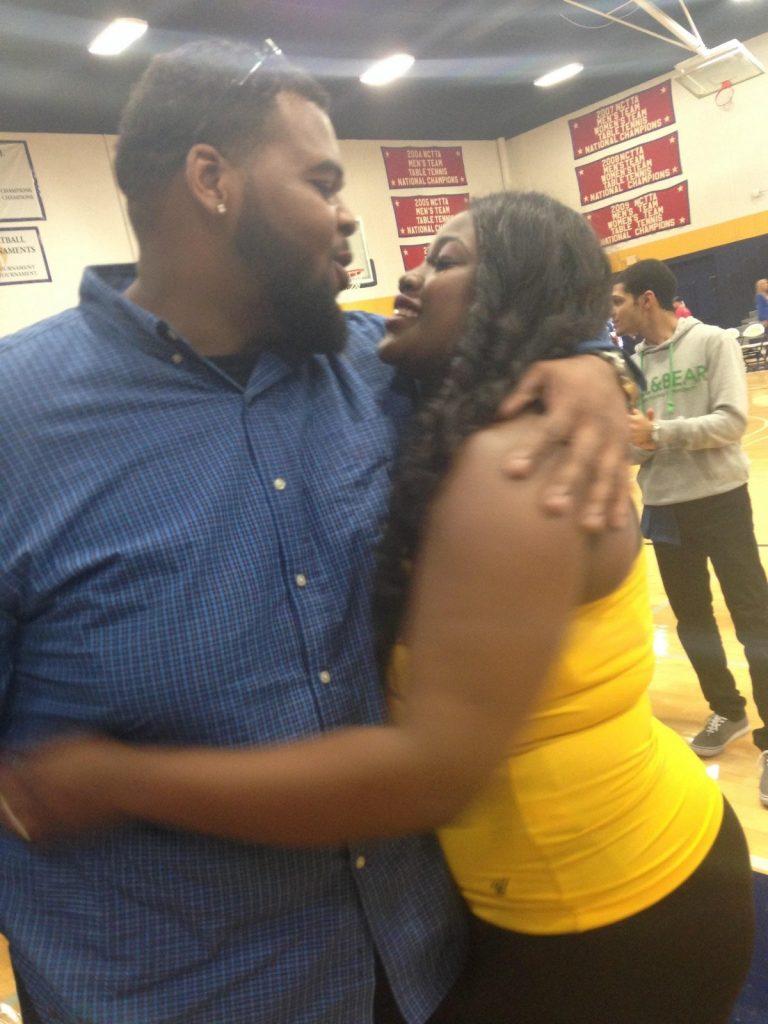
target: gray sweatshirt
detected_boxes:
[630,317,749,506]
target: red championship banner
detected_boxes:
[576,132,681,206]
[400,243,431,271]
[569,81,675,158]
[382,146,467,189]
[585,182,690,247]
[391,193,470,238]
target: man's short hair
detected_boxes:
[616,259,677,311]
[115,39,329,234]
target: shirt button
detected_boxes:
[355,855,366,870]
[273,478,287,492]
[295,574,307,588]
[171,353,183,365]
[319,670,331,684]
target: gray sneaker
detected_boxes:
[690,713,750,757]
[759,751,768,808]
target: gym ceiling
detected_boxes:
[2,0,765,139]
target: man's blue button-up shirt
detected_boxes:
[0,267,466,1024]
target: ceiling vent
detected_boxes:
[675,39,765,98]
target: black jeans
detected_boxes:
[445,800,754,1024]
[653,484,768,750]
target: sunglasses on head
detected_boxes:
[236,37,284,87]
[194,38,286,144]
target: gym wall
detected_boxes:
[504,31,768,280]
[2,30,767,336]
[0,133,503,336]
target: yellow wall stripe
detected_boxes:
[342,210,768,310]
[609,210,768,270]
[339,295,396,315]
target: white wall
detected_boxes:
[0,131,503,336]
[0,133,136,335]
[504,31,768,258]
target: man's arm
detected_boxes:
[0,607,12,717]
[652,336,748,451]
[0,536,18,715]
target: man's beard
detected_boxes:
[235,184,347,363]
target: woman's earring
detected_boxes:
[216,202,227,215]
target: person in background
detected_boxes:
[617,258,768,807]
[673,295,692,319]
[0,194,754,1024]
[755,278,768,327]
[0,40,633,1024]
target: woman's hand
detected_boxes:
[0,736,128,843]
[497,356,631,532]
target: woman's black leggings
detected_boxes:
[446,799,755,1024]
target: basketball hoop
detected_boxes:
[345,268,363,292]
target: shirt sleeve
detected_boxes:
[629,445,656,465]
[655,335,748,451]
[0,562,18,707]
[0,423,19,708]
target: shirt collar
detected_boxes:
[78,263,295,396]
[80,263,172,358]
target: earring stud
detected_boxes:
[216,202,227,215]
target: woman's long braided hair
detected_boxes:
[372,191,613,671]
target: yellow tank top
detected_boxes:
[392,550,723,934]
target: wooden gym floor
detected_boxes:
[1,369,768,1016]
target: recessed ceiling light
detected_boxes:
[534,62,584,88]
[360,53,415,87]
[88,17,148,57]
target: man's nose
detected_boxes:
[337,201,356,238]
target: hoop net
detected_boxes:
[345,269,364,291]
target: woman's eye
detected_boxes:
[431,257,458,271]
[312,181,336,199]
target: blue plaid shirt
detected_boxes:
[0,266,467,1024]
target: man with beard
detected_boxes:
[0,40,631,1024]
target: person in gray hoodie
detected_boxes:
[614,258,768,807]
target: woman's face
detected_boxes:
[378,211,477,380]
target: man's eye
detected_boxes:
[312,181,336,199]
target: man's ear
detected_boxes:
[640,290,656,312]
[184,143,238,218]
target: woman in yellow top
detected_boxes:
[0,192,754,1023]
